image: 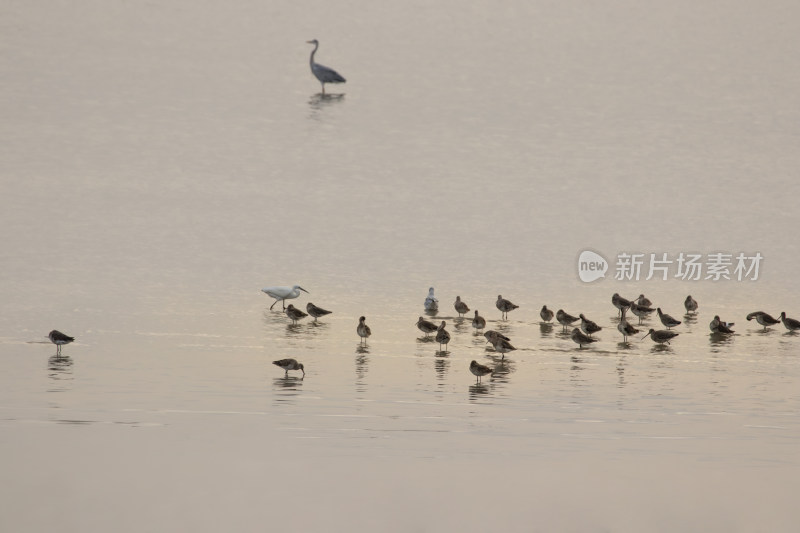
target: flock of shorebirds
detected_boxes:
[258,285,800,383]
[43,285,799,385]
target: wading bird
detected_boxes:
[357,316,371,344]
[684,295,699,314]
[273,358,305,378]
[306,39,346,94]
[262,285,309,310]
[642,329,679,345]
[48,330,74,356]
[454,296,470,317]
[496,295,519,320]
[470,360,493,383]
[746,311,780,331]
[472,310,486,332]
[306,302,332,321]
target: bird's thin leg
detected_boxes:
[270,299,277,310]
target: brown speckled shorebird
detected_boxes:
[780,312,800,332]
[571,327,597,349]
[540,305,554,323]
[306,302,332,321]
[579,314,602,337]
[709,315,735,334]
[454,296,470,317]
[556,309,579,332]
[435,321,451,350]
[416,316,438,337]
[48,330,74,356]
[285,304,308,324]
[657,308,681,329]
[470,360,493,383]
[272,358,305,377]
[642,329,679,345]
[496,295,518,320]
[357,316,371,344]
[684,295,698,314]
[472,310,486,332]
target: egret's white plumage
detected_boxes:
[262,285,309,310]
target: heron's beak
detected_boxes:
[299,287,309,293]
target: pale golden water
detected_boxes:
[2,1,800,531]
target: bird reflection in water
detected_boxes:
[48,354,74,392]
[273,376,304,389]
[434,357,449,380]
[308,93,345,119]
[468,383,491,399]
[355,354,369,392]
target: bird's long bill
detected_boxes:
[299,286,309,293]
[641,331,652,341]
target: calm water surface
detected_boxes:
[2,1,799,531]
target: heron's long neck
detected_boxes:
[309,42,319,65]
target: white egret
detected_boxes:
[262,285,309,310]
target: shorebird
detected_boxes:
[491,337,516,359]
[571,327,597,348]
[435,321,451,350]
[469,360,493,383]
[416,316,438,337]
[684,295,699,314]
[48,330,74,356]
[746,311,780,331]
[306,39,346,94]
[780,312,800,332]
[262,285,308,310]
[483,330,510,345]
[629,301,655,324]
[272,358,305,377]
[709,315,735,334]
[454,296,470,317]
[642,329,679,345]
[306,302,332,321]
[357,316,371,344]
[612,293,632,316]
[540,305,554,323]
[285,304,308,324]
[472,310,486,332]
[636,294,653,308]
[496,295,519,320]
[424,287,439,312]
[617,311,639,342]
[556,309,579,332]
[657,308,681,329]
[579,314,602,337]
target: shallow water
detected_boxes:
[2,1,800,531]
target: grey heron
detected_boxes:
[306,39,346,94]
